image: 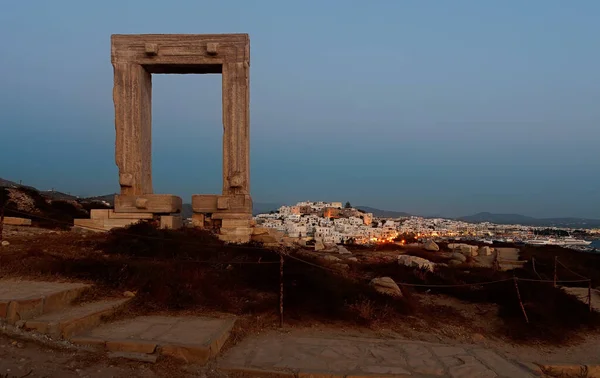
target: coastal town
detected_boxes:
[254,201,600,250]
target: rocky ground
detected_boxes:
[2,224,600,376]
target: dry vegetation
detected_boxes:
[1,222,599,346]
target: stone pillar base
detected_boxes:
[74,209,182,232]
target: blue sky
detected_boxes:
[1,1,599,218]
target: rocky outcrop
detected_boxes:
[478,246,493,256]
[423,240,439,251]
[370,277,402,297]
[397,255,435,272]
[314,240,326,251]
[320,255,341,263]
[451,252,467,262]
[448,243,479,257]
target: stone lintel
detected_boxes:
[191,194,252,214]
[111,34,249,69]
[114,194,182,214]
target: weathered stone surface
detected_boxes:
[320,255,341,263]
[2,217,32,226]
[77,315,235,365]
[398,255,435,272]
[449,243,479,257]
[218,330,533,377]
[219,234,251,244]
[451,252,467,262]
[191,213,205,228]
[221,218,252,228]
[315,240,326,251]
[471,349,529,378]
[24,298,131,339]
[114,194,182,214]
[449,355,497,378]
[0,280,90,324]
[337,245,352,255]
[252,234,279,244]
[160,215,182,230]
[370,277,402,297]
[424,240,440,251]
[74,218,144,232]
[401,344,445,376]
[478,246,493,256]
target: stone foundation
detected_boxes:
[74,208,182,232]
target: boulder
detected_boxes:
[423,240,439,252]
[448,259,463,266]
[337,245,352,255]
[449,243,479,257]
[370,277,402,297]
[347,257,358,262]
[478,246,493,256]
[320,255,341,263]
[397,255,435,272]
[451,252,467,262]
[1,241,9,247]
[314,240,326,251]
[332,263,350,271]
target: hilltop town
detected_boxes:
[254,201,600,249]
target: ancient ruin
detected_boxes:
[75,34,253,242]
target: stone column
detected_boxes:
[222,61,250,196]
[113,63,153,196]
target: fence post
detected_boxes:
[513,277,529,323]
[279,252,284,328]
[589,280,593,313]
[554,256,558,288]
[0,203,5,243]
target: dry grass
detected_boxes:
[1,223,599,344]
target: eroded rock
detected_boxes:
[397,255,435,272]
[370,277,402,297]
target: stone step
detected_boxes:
[71,315,235,365]
[0,279,91,324]
[23,298,131,339]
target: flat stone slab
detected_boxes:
[219,330,535,377]
[72,315,235,365]
[0,279,90,323]
[25,298,131,339]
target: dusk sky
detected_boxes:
[1,1,599,218]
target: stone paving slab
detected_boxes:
[219,330,535,377]
[0,279,90,324]
[24,298,131,339]
[72,315,235,365]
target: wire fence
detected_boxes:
[0,207,596,324]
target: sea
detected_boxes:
[591,240,600,249]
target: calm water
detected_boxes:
[591,240,600,249]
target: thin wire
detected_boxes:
[556,258,590,280]
[4,208,594,288]
[532,257,543,280]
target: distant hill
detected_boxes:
[356,206,411,218]
[458,212,600,228]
